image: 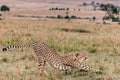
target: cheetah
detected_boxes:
[2,41,101,73]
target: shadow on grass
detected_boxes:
[60,28,91,33]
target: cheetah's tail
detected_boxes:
[2,44,30,52]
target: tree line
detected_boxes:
[49,7,69,11]
[99,3,120,22]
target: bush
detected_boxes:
[83,2,87,6]
[46,16,56,19]
[57,15,63,19]
[55,7,58,10]
[66,8,69,10]
[92,16,96,21]
[64,15,70,19]
[103,16,111,20]
[112,17,120,22]
[71,15,77,19]
[51,8,54,10]
[1,5,10,12]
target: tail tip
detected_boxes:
[2,48,7,52]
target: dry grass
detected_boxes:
[0,19,120,80]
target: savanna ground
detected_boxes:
[0,19,120,80]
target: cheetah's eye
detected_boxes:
[75,53,79,57]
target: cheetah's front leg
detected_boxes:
[37,56,48,75]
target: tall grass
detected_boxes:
[0,19,120,80]
[47,37,79,53]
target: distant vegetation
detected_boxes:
[81,1,120,22]
[48,1,120,22]
[0,5,10,12]
[49,7,69,11]
[0,5,10,19]
[48,15,78,19]
[1,1,118,23]
[100,3,120,22]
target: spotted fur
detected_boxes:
[2,41,71,72]
[2,41,101,73]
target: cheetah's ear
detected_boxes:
[75,53,79,57]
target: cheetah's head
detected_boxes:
[73,53,88,63]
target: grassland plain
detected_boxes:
[0,19,120,80]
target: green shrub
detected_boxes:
[57,15,63,19]
[55,7,58,10]
[71,15,77,19]
[92,16,96,21]
[112,17,120,22]
[66,8,69,10]
[64,15,70,19]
